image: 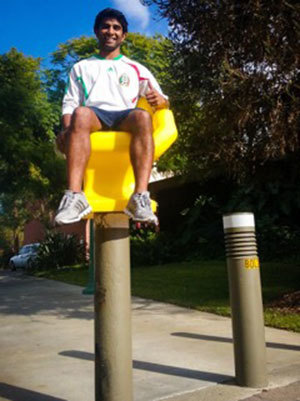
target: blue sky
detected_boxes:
[0,0,168,66]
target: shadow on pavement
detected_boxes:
[0,271,93,321]
[0,383,67,401]
[171,332,300,352]
[59,350,232,382]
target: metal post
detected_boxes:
[82,219,95,295]
[94,212,133,401]
[223,212,267,388]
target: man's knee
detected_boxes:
[71,107,94,128]
[130,109,152,131]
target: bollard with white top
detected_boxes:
[223,212,268,388]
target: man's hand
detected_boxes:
[145,81,169,109]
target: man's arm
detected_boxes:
[137,64,169,110]
[146,81,170,109]
[57,64,83,154]
[62,114,72,130]
[56,114,72,154]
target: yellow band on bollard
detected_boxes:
[244,258,260,269]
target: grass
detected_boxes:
[33,264,89,287]
[31,259,300,332]
[131,260,300,332]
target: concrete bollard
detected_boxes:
[223,212,268,388]
[94,213,133,401]
[82,219,95,295]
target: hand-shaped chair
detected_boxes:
[83,97,177,214]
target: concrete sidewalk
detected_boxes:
[0,270,299,401]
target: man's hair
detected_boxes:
[94,8,128,34]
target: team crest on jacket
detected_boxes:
[119,73,130,87]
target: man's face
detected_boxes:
[96,18,126,52]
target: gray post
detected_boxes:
[223,212,267,388]
[94,213,133,401]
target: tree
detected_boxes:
[143,0,300,179]
[0,49,63,193]
[0,49,66,248]
[0,194,30,253]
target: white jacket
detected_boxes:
[62,54,167,115]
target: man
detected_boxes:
[54,8,169,226]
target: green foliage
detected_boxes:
[0,48,59,142]
[0,194,30,253]
[34,231,87,270]
[141,0,300,262]
[258,223,300,262]
[177,171,300,262]
[135,160,300,264]
[0,248,14,269]
[220,155,300,260]
[131,230,174,266]
[122,33,172,87]
[0,49,66,245]
[0,194,30,233]
[0,225,14,268]
[51,36,98,70]
[0,49,64,196]
[130,192,225,266]
[174,194,224,259]
[145,0,300,179]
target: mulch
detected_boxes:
[267,290,300,314]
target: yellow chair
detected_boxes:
[83,98,178,214]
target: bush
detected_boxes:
[130,194,225,267]
[130,229,176,267]
[257,221,300,262]
[130,188,300,266]
[0,247,15,269]
[34,231,87,270]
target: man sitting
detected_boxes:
[55,8,169,226]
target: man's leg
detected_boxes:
[66,106,102,192]
[55,107,102,225]
[118,109,154,193]
[118,109,158,225]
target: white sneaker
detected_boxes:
[124,191,158,226]
[55,190,92,225]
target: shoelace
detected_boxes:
[58,192,73,210]
[138,194,146,208]
[135,193,151,209]
[59,192,87,213]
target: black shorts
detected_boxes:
[89,107,134,130]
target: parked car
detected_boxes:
[9,243,40,270]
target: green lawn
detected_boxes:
[32,259,300,332]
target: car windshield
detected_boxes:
[19,244,39,255]
[19,246,31,255]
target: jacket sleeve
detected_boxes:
[62,66,84,115]
[138,65,168,100]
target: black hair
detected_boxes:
[94,8,128,34]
